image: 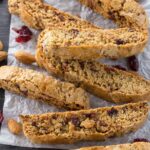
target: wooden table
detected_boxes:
[0,1,62,149]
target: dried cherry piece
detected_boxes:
[12,26,33,43]
[31,122,37,127]
[69,29,79,38]
[108,11,116,20]
[116,39,124,45]
[104,66,115,73]
[107,108,118,117]
[12,26,32,36]
[133,138,149,143]
[113,65,127,71]
[85,113,96,119]
[71,116,80,127]
[0,111,4,124]
[16,36,32,43]
[127,56,139,71]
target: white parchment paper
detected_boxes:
[0,0,150,149]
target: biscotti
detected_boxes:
[20,102,148,144]
[79,0,148,30]
[40,28,147,60]
[36,48,150,104]
[78,142,150,150]
[0,66,90,110]
[8,0,97,30]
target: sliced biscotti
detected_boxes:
[78,142,150,150]
[40,28,147,60]
[36,49,150,104]
[0,66,90,110]
[79,0,148,30]
[8,0,97,30]
[20,102,148,144]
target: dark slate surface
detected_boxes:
[0,1,63,149]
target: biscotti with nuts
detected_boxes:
[8,0,97,30]
[79,0,148,30]
[36,48,150,104]
[40,28,147,60]
[78,142,150,150]
[20,102,148,144]
[0,66,90,110]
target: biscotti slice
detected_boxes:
[20,102,148,144]
[36,48,150,104]
[40,28,147,60]
[79,0,148,30]
[0,66,90,110]
[78,142,150,150]
[8,0,97,30]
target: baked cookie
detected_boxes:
[36,48,150,104]
[0,66,90,110]
[20,102,148,144]
[8,0,97,30]
[39,28,147,60]
[79,0,148,30]
[78,142,150,150]
[9,0,148,59]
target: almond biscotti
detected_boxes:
[8,0,97,30]
[36,49,150,104]
[78,142,150,150]
[20,102,148,144]
[0,66,90,110]
[40,28,147,60]
[79,0,148,30]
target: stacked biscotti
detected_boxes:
[8,0,150,146]
[34,0,150,104]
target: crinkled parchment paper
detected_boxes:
[0,0,150,149]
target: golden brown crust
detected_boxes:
[40,28,147,60]
[8,0,97,30]
[20,102,148,144]
[0,66,90,110]
[36,46,150,104]
[79,0,148,30]
[79,142,150,150]
[9,0,148,60]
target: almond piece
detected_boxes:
[14,51,36,64]
[0,41,3,51]
[0,51,7,61]
[7,119,22,135]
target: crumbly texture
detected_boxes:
[20,102,148,144]
[79,0,148,30]
[79,142,150,150]
[9,0,148,60]
[36,47,150,104]
[8,0,97,30]
[41,28,147,60]
[0,66,90,110]
[8,0,21,15]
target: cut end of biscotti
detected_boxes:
[41,28,147,60]
[35,49,150,104]
[0,66,90,110]
[20,102,148,144]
